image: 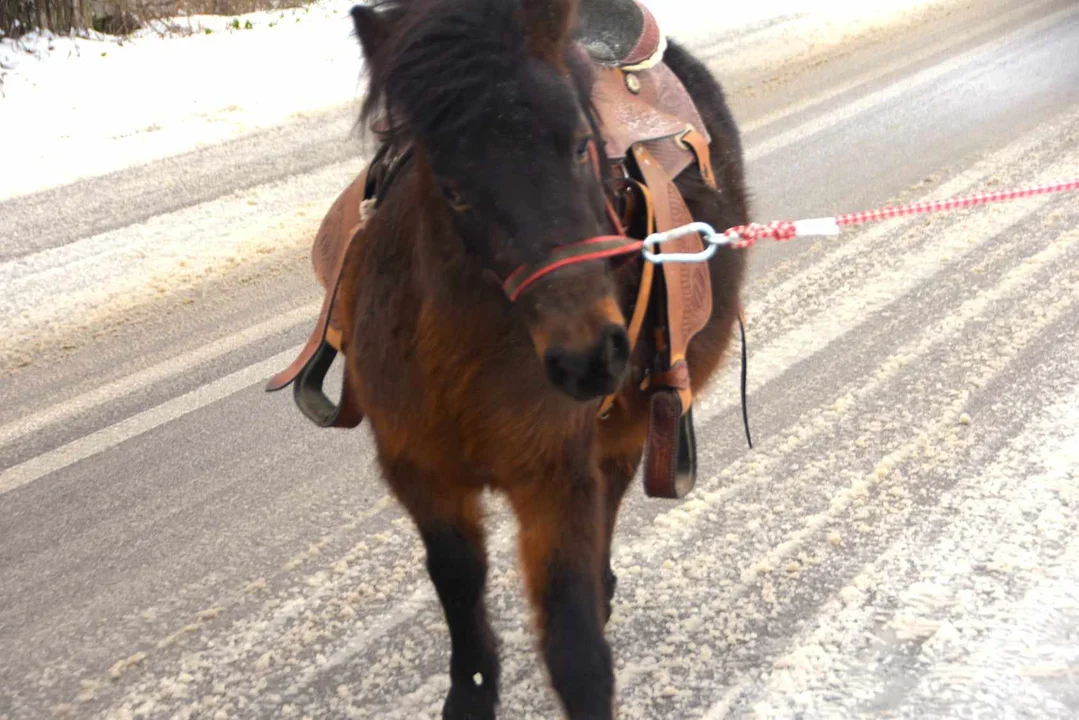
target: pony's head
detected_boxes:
[352,0,630,402]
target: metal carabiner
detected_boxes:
[641,222,734,264]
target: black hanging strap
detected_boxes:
[739,313,753,449]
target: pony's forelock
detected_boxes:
[357,0,589,147]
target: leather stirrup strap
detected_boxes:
[621,179,657,354]
[632,142,712,413]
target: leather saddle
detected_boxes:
[268,1,716,499]
[578,0,666,70]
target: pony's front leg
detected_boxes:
[599,450,642,624]
[507,464,613,720]
[384,458,500,720]
[596,411,649,626]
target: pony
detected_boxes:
[336,0,749,716]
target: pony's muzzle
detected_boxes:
[522,279,629,401]
[543,324,629,401]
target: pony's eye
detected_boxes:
[575,137,592,163]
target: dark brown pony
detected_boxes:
[339,0,748,716]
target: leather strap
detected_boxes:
[617,141,712,500]
[265,169,370,429]
[632,142,712,413]
[502,235,642,302]
[621,180,657,356]
[265,165,366,394]
[597,178,655,419]
[739,306,753,449]
[644,359,691,392]
[595,133,714,420]
[643,390,697,498]
[677,127,717,190]
[310,170,375,346]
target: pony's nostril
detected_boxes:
[544,346,584,390]
[544,326,630,401]
[601,325,630,374]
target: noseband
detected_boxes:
[501,234,642,301]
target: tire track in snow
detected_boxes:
[707,327,1079,719]
[85,94,1079,720]
[898,537,1079,718]
[498,196,1079,719]
[692,102,1079,428]
[285,131,1079,717]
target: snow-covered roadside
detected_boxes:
[0,0,961,370]
[0,0,947,202]
[0,2,366,201]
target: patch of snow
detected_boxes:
[0,157,363,369]
[655,0,940,43]
[0,2,367,200]
[0,0,945,201]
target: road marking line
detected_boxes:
[744,3,1078,163]
[0,345,301,495]
[0,303,319,451]
[6,6,1076,492]
[738,0,1063,137]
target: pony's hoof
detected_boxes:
[443,683,497,720]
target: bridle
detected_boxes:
[493,133,752,454]
[499,139,645,302]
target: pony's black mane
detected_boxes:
[356,0,598,148]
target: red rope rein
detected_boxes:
[715,177,1079,251]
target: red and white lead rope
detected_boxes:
[642,177,1079,263]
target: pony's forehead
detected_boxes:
[479,61,584,136]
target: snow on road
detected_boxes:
[0,0,945,202]
[0,158,362,369]
[1,2,1077,717]
[47,98,1079,720]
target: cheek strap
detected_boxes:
[502,139,635,302]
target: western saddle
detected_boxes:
[267,0,719,499]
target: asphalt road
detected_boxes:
[3,1,1079,717]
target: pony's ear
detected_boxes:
[521,0,578,65]
[350,4,393,66]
